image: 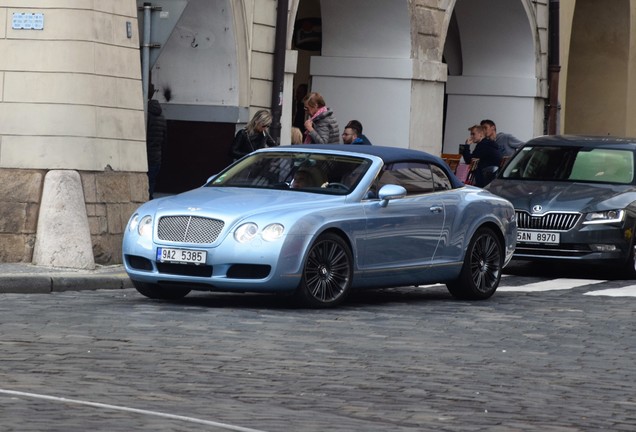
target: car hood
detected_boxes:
[487,179,636,213]
[142,187,345,220]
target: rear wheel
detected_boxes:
[446,227,503,300]
[294,233,353,308]
[133,280,191,300]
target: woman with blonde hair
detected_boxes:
[303,92,340,144]
[291,127,303,144]
[230,109,276,160]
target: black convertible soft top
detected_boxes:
[287,144,465,188]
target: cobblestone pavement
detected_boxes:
[1,264,635,431]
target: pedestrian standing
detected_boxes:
[303,92,340,144]
[230,110,276,160]
[291,127,303,144]
[146,98,167,200]
[345,120,372,145]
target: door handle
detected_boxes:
[429,206,443,213]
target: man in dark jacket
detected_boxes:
[461,124,501,187]
[345,120,372,145]
[146,99,167,200]
[480,119,523,157]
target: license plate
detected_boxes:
[157,247,207,264]
[517,230,560,244]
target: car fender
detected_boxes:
[447,190,516,262]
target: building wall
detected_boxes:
[564,0,632,136]
[560,0,636,137]
[0,1,147,264]
[0,1,146,171]
[151,0,241,112]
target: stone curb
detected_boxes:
[0,266,133,294]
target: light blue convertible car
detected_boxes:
[123,145,516,307]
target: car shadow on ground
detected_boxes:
[132,260,631,310]
[134,285,455,310]
[504,260,629,280]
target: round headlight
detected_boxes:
[235,223,258,243]
[262,223,285,241]
[138,215,153,237]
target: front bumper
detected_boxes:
[513,223,632,264]
[123,233,311,293]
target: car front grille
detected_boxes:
[516,211,581,231]
[157,216,224,244]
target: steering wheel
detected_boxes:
[325,182,350,192]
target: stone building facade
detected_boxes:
[0,2,147,266]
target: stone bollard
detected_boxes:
[32,170,95,269]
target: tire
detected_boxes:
[621,239,636,279]
[133,280,191,300]
[294,233,353,308]
[446,226,503,300]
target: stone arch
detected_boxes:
[442,0,544,152]
[308,0,415,146]
[292,0,448,153]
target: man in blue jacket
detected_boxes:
[344,120,372,145]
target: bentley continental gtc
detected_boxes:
[123,145,517,307]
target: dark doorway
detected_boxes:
[156,121,235,194]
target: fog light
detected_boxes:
[590,244,618,252]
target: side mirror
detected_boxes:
[378,184,407,207]
[482,166,499,184]
[205,174,218,185]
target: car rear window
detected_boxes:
[501,146,634,184]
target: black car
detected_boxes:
[486,135,636,277]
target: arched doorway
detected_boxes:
[442,0,540,153]
[293,0,446,154]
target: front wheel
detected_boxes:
[621,239,636,279]
[133,280,191,300]
[446,227,503,300]
[293,233,353,308]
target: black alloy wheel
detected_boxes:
[447,226,503,300]
[294,232,353,308]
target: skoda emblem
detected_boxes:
[532,205,543,213]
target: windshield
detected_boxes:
[208,151,373,194]
[502,146,635,184]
